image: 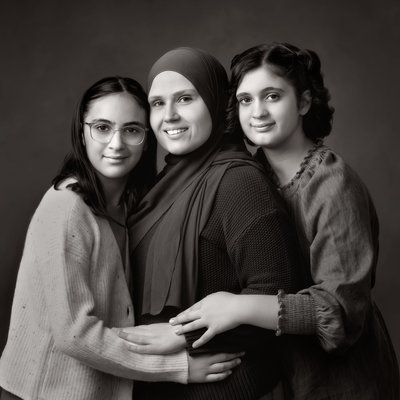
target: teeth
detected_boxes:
[165,128,187,135]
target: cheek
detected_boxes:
[150,110,161,131]
[238,107,250,127]
[195,108,212,138]
[131,145,145,160]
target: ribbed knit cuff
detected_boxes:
[165,349,190,384]
[276,290,317,335]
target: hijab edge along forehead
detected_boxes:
[147,47,228,127]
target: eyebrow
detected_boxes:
[148,89,198,102]
[236,87,284,97]
[89,118,146,128]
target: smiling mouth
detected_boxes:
[104,155,128,160]
[164,128,188,136]
[251,122,275,132]
[251,122,275,129]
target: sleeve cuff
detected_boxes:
[276,290,317,335]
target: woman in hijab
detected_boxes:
[126,47,302,399]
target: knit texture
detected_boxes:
[132,165,301,399]
[277,291,316,335]
[0,185,188,400]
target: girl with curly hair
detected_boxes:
[171,42,399,399]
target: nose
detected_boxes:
[252,99,268,119]
[108,130,125,149]
[164,102,179,122]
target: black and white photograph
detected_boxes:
[0,1,399,399]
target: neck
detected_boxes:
[98,175,128,218]
[262,132,314,186]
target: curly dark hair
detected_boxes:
[52,76,157,217]
[226,42,334,143]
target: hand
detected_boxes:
[117,323,186,355]
[188,352,244,383]
[170,292,240,348]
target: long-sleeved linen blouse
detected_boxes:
[0,184,188,400]
[257,144,399,399]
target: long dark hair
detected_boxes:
[227,42,335,142]
[52,76,157,217]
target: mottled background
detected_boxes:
[1,0,399,363]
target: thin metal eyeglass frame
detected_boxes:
[84,122,147,145]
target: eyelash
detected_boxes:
[178,95,192,103]
[237,93,280,105]
[151,100,163,108]
[150,95,193,108]
[266,93,280,101]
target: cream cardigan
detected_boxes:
[0,185,188,400]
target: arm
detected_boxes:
[170,292,279,348]
[278,153,378,353]
[34,189,188,383]
[115,324,244,381]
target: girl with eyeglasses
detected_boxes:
[0,76,242,400]
[170,43,400,399]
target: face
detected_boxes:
[83,93,147,186]
[236,65,310,152]
[148,71,212,155]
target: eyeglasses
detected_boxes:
[84,122,147,145]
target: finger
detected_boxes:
[176,319,207,335]
[210,352,245,363]
[192,329,215,348]
[170,310,201,326]
[209,358,241,374]
[204,370,232,383]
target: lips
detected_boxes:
[251,122,275,131]
[164,127,188,136]
[103,155,128,160]
[251,122,275,128]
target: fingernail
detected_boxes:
[169,318,175,325]
[118,332,127,339]
[174,327,181,334]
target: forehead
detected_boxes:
[86,93,146,121]
[236,65,291,93]
[148,71,197,97]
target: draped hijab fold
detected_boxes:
[128,48,264,315]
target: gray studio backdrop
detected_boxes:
[1,0,399,362]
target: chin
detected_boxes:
[165,144,191,155]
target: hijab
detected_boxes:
[128,47,263,315]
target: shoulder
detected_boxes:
[214,163,287,220]
[293,146,378,230]
[294,146,371,203]
[218,163,277,200]
[33,184,95,229]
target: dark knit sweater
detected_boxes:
[132,165,301,400]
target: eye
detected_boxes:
[265,93,280,101]
[123,126,141,134]
[151,100,164,108]
[93,123,111,133]
[177,95,192,104]
[237,96,252,105]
